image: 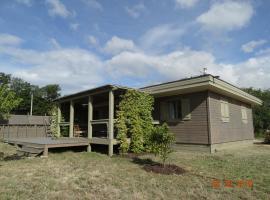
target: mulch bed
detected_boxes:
[143,163,186,175]
[119,153,186,175]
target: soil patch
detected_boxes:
[143,163,186,175]
[131,157,186,175]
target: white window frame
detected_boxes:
[220,98,230,122]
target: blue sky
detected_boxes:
[0,0,270,94]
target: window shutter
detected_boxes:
[241,106,248,124]
[181,98,191,120]
[220,99,230,122]
[160,102,168,121]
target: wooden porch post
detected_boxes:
[43,145,48,157]
[87,96,93,152]
[69,100,74,138]
[108,90,114,156]
[57,103,61,137]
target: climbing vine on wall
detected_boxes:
[116,89,154,153]
[49,105,59,138]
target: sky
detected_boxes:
[0,0,270,94]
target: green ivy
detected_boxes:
[49,105,59,138]
[116,89,154,154]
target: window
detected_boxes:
[160,98,191,121]
[241,106,248,124]
[168,100,182,120]
[220,98,229,122]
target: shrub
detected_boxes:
[264,130,270,144]
[116,89,154,154]
[148,123,175,166]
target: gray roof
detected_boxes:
[55,84,131,102]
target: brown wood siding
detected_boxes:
[154,92,209,144]
[208,92,254,144]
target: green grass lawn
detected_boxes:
[0,142,269,200]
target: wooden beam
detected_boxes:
[57,103,61,137]
[57,89,113,103]
[69,100,74,138]
[87,96,93,152]
[108,90,114,156]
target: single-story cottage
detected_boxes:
[55,74,262,155]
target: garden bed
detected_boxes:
[143,163,186,175]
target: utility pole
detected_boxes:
[30,92,33,116]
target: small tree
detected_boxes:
[0,84,22,120]
[116,89,154,154]
[149,123,175,167]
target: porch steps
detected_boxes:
[17,145,44,157]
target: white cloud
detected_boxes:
[241,40,267,53]
[87,35,99,47]
[0,33,23,46]
[70,23,80,31]
[175,0,199,9]
[256,48,270,56]
[16,0,32,6]
[46,0,73,18]
[234,52,270,88]
[106,51,155,78]
[106,50,218,81]
[49,38,61,49]
[81,0,103,11]
[139,24,185,51]
[103,36,137,55]
[0,44,103,94]
[105,49,270,89]
[1,33,270,94]
[197,1,254,32]
[125,3,146,18]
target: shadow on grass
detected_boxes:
[254,140,270,145]
[0,152,25,161]
[49,145,110,155]
[132,157,160,166]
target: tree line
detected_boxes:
[243,88,270,135]
[0,72,61,118]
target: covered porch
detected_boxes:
[56,85,128,156]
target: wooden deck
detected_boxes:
[6,137,89,157]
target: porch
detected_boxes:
[56,85,128,156]
[6,137,89,157]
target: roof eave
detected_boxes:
[140,75,262,106]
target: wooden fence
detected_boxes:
[0,115,51,140]
[0,124,48,139]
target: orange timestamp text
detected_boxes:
[211,179,253,189]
